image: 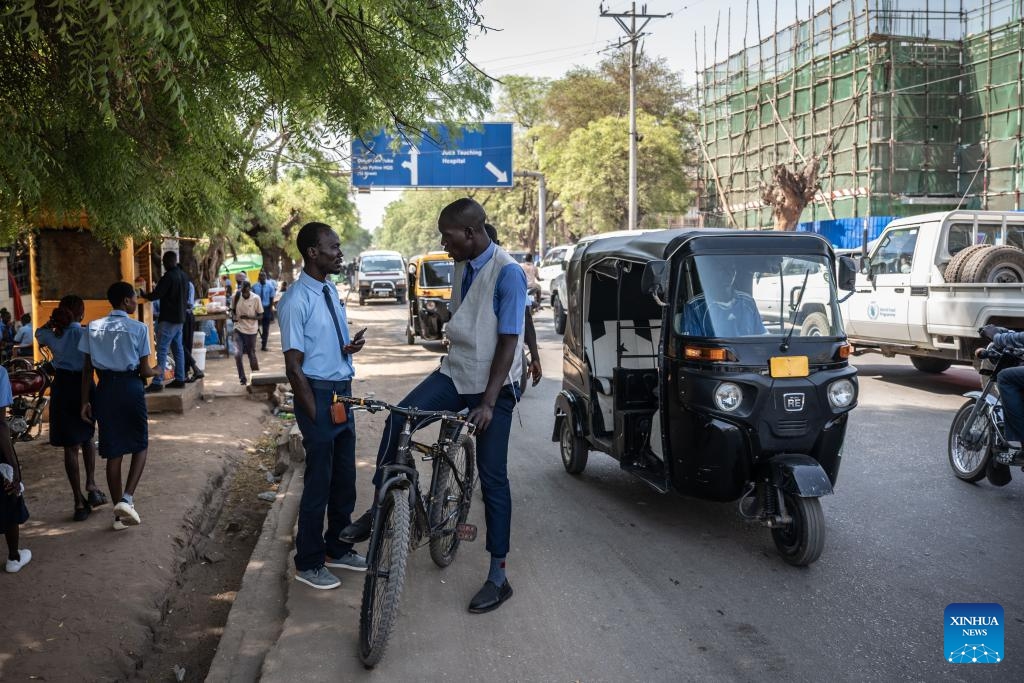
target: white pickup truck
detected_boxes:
[839,210,1024,372]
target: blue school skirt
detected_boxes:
[94,370,148,458]
[49,369,96,447]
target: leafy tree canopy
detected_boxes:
[0,0,491,245]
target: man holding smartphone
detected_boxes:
[278,222,367,590]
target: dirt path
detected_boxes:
[0,343,286,682]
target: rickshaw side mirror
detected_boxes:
[641,260,669,307]
[837,256,857,291]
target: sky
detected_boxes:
[354,0,828,232]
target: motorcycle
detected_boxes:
[948,335,1024,486]
[528,284,541,314]
[5,354,54,442]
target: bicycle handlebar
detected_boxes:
[338,395,476,434]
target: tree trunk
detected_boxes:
[761,157,821,231]
[244,209,301,280]
[179,239,201,293]
[198,236,227,295]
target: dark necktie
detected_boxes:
[322,284,348,352]
[461,262,475,300]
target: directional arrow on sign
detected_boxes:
[485,161,508,184]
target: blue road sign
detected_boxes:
[351,123,513,189]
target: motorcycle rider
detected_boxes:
[521,253,541,312]
[979,323,1024,465]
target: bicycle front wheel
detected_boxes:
[358,487,411,669]
[429,435,476,568]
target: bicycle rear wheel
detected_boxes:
[358,487,411,669]
[429,435,476,568]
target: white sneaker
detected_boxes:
[112,518,128,531]
[114,500,141,526]
[5,549,32,573]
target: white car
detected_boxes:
[538,244,575,298]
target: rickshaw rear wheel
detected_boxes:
[559,419,588,474]
[770,493,824,566]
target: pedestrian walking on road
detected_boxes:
[79,282,159,531]
[1,365,31,572]
[252,271,277,351]
[342,198,525,613]
[143,251,190,393]
[232,281,263,386]
[35,295,106,522]
[279,222,368,590]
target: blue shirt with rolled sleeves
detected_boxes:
[0,366,12,409]
[461,242,528,336]
[277,271,354,381]
[77,310,151,371]
[36,323,87,371]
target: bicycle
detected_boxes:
[339,395,477,669]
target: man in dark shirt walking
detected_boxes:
[144,251,191,393]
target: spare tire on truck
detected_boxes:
[959,245,1024,283]
[943,244,991,283]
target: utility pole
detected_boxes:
[601,2,669,230]
[514,170,546,257]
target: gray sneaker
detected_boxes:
[325,551,367,572]
[294,566,341,590]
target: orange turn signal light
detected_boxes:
[837,343,852,359]
[684,346,729,361]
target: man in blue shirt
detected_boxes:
[252,271,278,352]
[342,198,527,614]
[13,314,33,357]
[278,222,367,590]
[680,263,766,337]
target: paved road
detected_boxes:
[260,302,1023,682]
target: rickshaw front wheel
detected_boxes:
[770,493,825,566]
[559,418,588,474]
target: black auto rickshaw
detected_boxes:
[552,229,859,565]
[406,251,454,345]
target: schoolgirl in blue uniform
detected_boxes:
[36,295,106,521]
[78,282,158,530]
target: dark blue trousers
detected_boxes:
[373,370,517,558]
[997,365,1024,442]
[294,380,357,571]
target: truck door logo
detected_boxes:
[783,393,805,412]
[867,302,879,320]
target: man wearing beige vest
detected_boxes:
[341,198,526,614]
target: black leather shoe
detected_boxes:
[468,580,513,614]
[144,383,164,393]
[339,508,373,543]
[167,380,187,389]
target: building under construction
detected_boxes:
[696,0,1024,246]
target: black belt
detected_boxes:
[306,377,352,391]
[96,369,139,377]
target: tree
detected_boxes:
[542,113,692,232]
[761,158,822,231]
[0,1,492,244]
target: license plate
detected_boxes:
[770,355,809,378]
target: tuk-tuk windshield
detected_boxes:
[673,254,843,338]
[420,260,454,288]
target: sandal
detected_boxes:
[87,490,108,508]
[73,502,92,522]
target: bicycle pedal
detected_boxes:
[456,523,477,541]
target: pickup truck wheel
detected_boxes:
[910,356,952,373]
[799,312,830,337]
[961,245,1024,283]
[944,244,990,283]
[552,295,567,335]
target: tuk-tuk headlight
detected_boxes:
[713,382,743,412]
[424,300,437,311]
[828,379,855,408]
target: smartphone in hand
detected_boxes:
[353,327,367,340]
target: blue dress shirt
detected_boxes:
[253,281,277,309]
[36,323,87,371]
[0,366,12,409]
[461,242,528,336]
[277,271,354,381]
[14,325,32,346]
[77,310,151,371]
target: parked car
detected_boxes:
[840,210,1024,372]
[356,250,407,305]
[538,244,575,297]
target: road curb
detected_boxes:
[206,462,303,682]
